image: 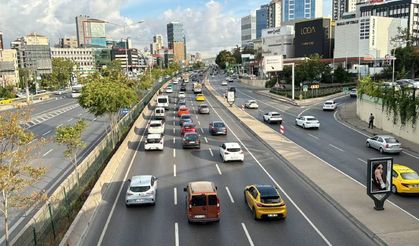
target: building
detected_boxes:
[333,0,357,20]
[59,37,78,48]
[111,47,146,75]
[75,15,107,48]
[256,5,269,39]
[167,22,186,63]
[150,34,164,54]
[294,18,334,58]
[241,13,256,47]
[93,48,112,68]
[51,48,95,75]
[0,49,19,86]
[262,26,295,58]
[267,0,282,28]
[283,0,323,22]
[11,33,52,74]
[334,16,408,60]
[0,31,3,50]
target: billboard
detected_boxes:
[89,23,106,37]
[368,158,393,194]
[262,55,283,73]
[294,19,333,58]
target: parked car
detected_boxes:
[183,181,220,223]
[125,175,158,206]
[295,116,320,129]
[322,100,337,111]
[392,164,419,194]
[209,121,227,135]
[244,185,287,220]
[181,123,197,136]
[180,114,193,126]
[144,133,164,151]
[366,135,402,154]
[198,104,210,114]
[349,88,357,98]
[263,112,283,124]
[182,132,201,149]
[245,100,259,109]
[148,120,165,134]
[219,142,244,162]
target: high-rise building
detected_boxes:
[0,31,3,50]
[261,26,295,58]
[151,34,164,54]
[267,0,282,28]
[75,15,107,48]
[256,5,269,39]
[283,0,323,22]
[241,13,256,47]
[167,22,186,63]
[333,0,357,20]
[59,37,78,48]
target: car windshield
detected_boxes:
[271,113,280,117]
[200,105,208,108]
[213,122,225,127]
[260,196,281,204]
[150,123,161,127]
[185,134,198,140]
[385,138,399,143]
[401,172,419,180]
[184,124,194,129]
[227,147,241,152]
[306,117,317,121]
[181,115,191,119]
[158,98,167,103]
[325,102,333,105]
[147,138,161,143]
[130,186,150,193]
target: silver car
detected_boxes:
[125,175,158,206]
[366,135,402,154]
[198,104,210,114]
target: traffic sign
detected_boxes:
[279,124,285,135]
[274,82,280,88]
[310,84,320,89]
[303,85,308,92]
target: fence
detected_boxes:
[270,82,357,100]
[10,78,168,246]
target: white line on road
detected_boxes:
[196,115,199,120]
[175,223,179,246]
[67,118,73,122]
[403,150,419,160]
[42,130,52,136]
[357,158,367,164]
[308,133,319,140]
[329,144,344,152]
[173,149,176,158]
[173,115,176,120]
[174,188,177,205]
[92,117,97,121]
[173,137,176,144]
[42,149,53,157]
[173,121,176,126]
[57,124,63,128]
[78,113,82,116]
[225,186,235,203]
[173,128,175,134]
[200,128,204,133]
[215,164,222,175]
[241,223,254,246]
[209,148,214,156]
[173,164,177,177]
[198,120,201,125]
[204,137,208,143]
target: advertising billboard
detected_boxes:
[227,91,235,105]
[368,158,393,194]
[294,19,333,58]
[262,55,283,73]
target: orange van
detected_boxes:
[184,181,220,223]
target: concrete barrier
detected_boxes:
[239,78,267,88]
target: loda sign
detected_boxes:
[300,26,316,35]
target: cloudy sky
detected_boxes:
[0,0,331,58]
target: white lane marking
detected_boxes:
[209,148,214,156]
[198,120,201,125]
[173,149,176,158]
[67,118,73,122]
[403,150,419,160]
[196,115,199,120]
[173,115,176,120]
[42,149,53,157]
[175,223,179,246]
[174,164,177,177]
[173,137,176,144]
[173,128,176,134]
[78,113,83,116]
[42,130,52,136]
[174,188,177,205]
[173,121,176,126]
[200,128,204,133]
[298,106,312,117]
[357,158,367,164]
[241,223,254,246]
[92,117,97,121]
[329,144,344,152]
[215,164,222,175]
[206,98,332,246]
[204,137,208,143]
[57,124,63,128]
[308,133,319,140]
[225,186,235,203]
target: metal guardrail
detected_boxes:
[270,82,357,100]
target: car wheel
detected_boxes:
[366,142,370,148]
[391,185,398,194]
[303,124,306,129]
[253,207,258,220]
[125,203,129,207]
[379,147,384,154]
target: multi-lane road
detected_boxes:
[80,79,378,246]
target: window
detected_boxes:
[130,186,150,192]
[208,195,218,205]
[191,195,206,206]
[392,171,398,178]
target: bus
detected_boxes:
[71,84,83,98]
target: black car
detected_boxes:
[182,132,200,149]
[228,87,236,92]
[209,121,227,135]
[180,85,187,91]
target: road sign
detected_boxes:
[279,124,285,134]
[303,85,308,92]
[274,82,280,88]
[310,84,320,89]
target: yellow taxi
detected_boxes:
[244,184,287,220]
[392,164,419,194]
[195,93,205,101]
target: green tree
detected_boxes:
[215,50,236,69]
[333,66,352,84]
[55,120,87,184]
[0,86,15,99]
[232,46,242,64]
[0,109,46,246]
[50,58,76,89]
[193,61,205,70]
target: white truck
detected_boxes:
[263,112,283,124]
[193,82,202,94]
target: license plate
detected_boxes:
[190,141,195,144]
[195,215,205,219]
[136,199,142,202]
[267,214,278,217]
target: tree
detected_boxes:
[193,61,205,70]
[50,58,76,89]
[334,66,352,84]
[232,46,242,64]
[0,109,46,246]
[55,120,87,184]
[215,50,236,69]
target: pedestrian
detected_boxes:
[368,113,375,129]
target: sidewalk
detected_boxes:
[337,100,419,155]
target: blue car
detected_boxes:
[179,114,193,126]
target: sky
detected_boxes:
[0,0,331,58]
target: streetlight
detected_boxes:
[390,39,411,82]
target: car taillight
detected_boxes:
[224,152,229,155]
[127,191,134,196]
[189,199,192,209]
[217,198,220,212]
[146,190,155,195]
[160,141,163,144]
[401,183,410,188]
[385,144,389,148]
[256,203,263,207]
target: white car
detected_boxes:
[165,87,173,93]
[125,175,158,206]
[144,133,164,151]
[245,100,259,109]
[219,142,244,162]
[295,116,320,129]
[173,79,178,84]
[221,81,228,86]
[263,112,283,124]
[322,100,337,111]
[178,91,186,99]
[148,120,165,134]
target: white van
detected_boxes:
[157,95,169,109]
[155,107,165,120]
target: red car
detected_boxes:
[177,105,190,117]
[181,123,197,136]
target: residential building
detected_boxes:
[167,22,186,63]
[256,5,269,38]
[75,15,107,48]
[151,34,164,54]
[332,0,357,20]
[0,49,19,86]
[294,18,334,58]
[0,31,3,50]
[59,37,78,48]
[283,0,323,22]
[11,33,52,74]
[50,48,95,75]
[261,26,295,58]
[267,0,282,28]
[241,13,256,47]
[111,47,146,75]
[334,16,407,60]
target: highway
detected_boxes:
[210,74,419,219]
[81,80,377,246]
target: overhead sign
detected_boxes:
[262,56,283,73]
